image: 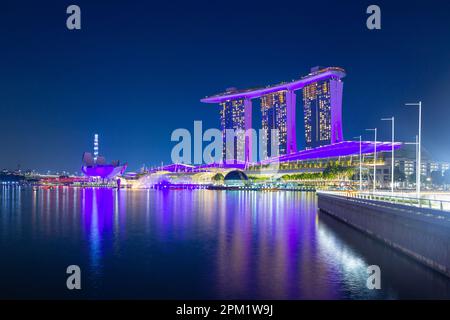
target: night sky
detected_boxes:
[1,0,450,172]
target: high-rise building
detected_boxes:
[302,67,343,149]
[220,99,248,163]
[261,91,288,158]
[202,66,345,161]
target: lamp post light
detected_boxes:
[381,117,395,194]
[405,102,422,199]
[366,128,377,193]
[354,136,363,192]
[405,135,419,198]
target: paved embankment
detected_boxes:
[317,192,450,277]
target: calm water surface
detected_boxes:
[1,186,449,299]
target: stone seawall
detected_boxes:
[317,193,450,277]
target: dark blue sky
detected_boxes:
[1,0,450,172]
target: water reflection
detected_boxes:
[0,186,449,299]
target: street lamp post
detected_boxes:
[382,117,395,194]
[354,136,363,191]
[366,128,377,193]
[405,102,422,198]
[405,135,419,196]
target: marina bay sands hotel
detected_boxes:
[201,66,345,162]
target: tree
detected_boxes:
[394,167,406,182]
[408,173,428,185]
[212,173,224,181]
[322,163,354,180]
[407,172,415,184]
[444,170,450,185]
[281,172,322,181]
[431,171,444,186]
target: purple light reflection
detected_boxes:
[82,188,116,272]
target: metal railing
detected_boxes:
[318,191,450,212]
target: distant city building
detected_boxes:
[261,91,288,158]
[378,145,450,182]
[302,67,344,149]
[396,159,450,178]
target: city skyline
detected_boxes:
[2,1,450,304]
[2,0,450,172]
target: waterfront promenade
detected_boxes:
[317,191,450,277]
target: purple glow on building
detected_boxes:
[244,98,253,162]
[81,164,127,178]
[201,67,346,161]
[201,68,346,103]
[150,162,247,173]
[330,78,344,144]
[261,141,402,164]
[148,163,196,173]
[154,141,401,173]
[197,162,247,170]
[286,90,297,154]
[81,134,127,179]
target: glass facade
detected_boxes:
[261,91,287,158]
[204,67,345,161]
[220,99,246,162]
[302,79,333,149]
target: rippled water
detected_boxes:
[0,186,449,299]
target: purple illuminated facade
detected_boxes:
[261,141,402,164]
[201,67,346,161]
[303,68,344,149]
[155,141,401,173]
[81,164,127,179]
[219,98,247,163]
[81,134,127,179]
[150,162,247,173]
[261,91,296,158]
[286,90,297,154]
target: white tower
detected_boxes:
[94,134,99,162]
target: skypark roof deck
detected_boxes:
[201,67,346,103]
